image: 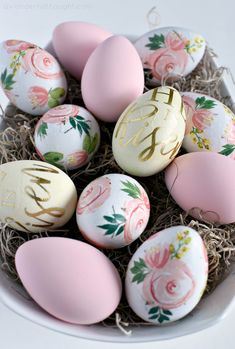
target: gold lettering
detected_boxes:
[138,127,160,161]
[21,163,65,229]
[150,87,174,106]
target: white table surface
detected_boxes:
[0,0,235,348]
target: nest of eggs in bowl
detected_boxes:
[1,45,235,332]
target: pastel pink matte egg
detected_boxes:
[81,35,144,122]
[52,21,112,80]
[165,152,235,224]
[15,237,122,324]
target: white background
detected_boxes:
[0,0,235,348]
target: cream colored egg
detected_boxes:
[112,86,186,176]
[0,160,77,232]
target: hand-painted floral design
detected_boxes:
[77,177,111,215]
[97,180,150,243]
[43,151,64,169]
[43,105,79,123]
[220,109,235,158]
[22,47,63,80]
[37,120,48,139]
[4,40,36,54]
[1,68,15,90]
[28,86,65,109]
[83,133,99,154]
[130,229,195,323]
[67,150,88,168]
[144,31,204,81]
[183,95,215,150]
[144,32,204,83]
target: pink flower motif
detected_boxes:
[124,199,150,244]
[77,177,111,215]
[145,32,188,82]
[183,95,214,133]
[225,120,235,144]
[28,86,48,108]
[43,105,79,124]
[3,89,17,105]
[140,190,150,209]
[144,245,170,269]
[22,47,63,79]
[67,150,88,169]
[4,40,35,54]
[142,258,195,309]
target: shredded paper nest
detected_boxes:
[1,47,235,333]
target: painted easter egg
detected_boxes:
[134,27,206,85]
[34,104,100,170]
[112,86,186,176]
[125,225,208,324]
[52,21,112,80]
[0,40,67,115]
[165,152,235,224]
[182,92,235,158]
[15,237,122,324]
[76,174,150,249]
[0,160,77,232]
[81,35,144,122]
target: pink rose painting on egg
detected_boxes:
[130,229,195,323]
[144,31,204,83]
[182,95,216,150]
[97,180,150,243]
[219,106,235,158]
[22,47,63,80]
[77,177,112,215]
[43,105,80,123]
[4,40,36,54]
[67,150,88,169]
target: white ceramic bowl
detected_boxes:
[0,48,235,343]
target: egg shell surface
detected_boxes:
[112,86,186,176]
[34,104,100,170]
[81,35,144,122]
[125,225,208,324]
[0,40,67,115]
[182,92,235,157]
[52,21,112,79]
[15,237,122,324]
[0,160,77,232]
[76,173,150,249]
[165,152,235,224]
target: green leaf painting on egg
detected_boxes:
[43,151,64,169]
[48,87,66,108]
[69,115,91,136]
[145,33,165,50]
[148,307,173,323]
[97,206,126,238]
[1,68,16,90]
[121,180,141,199]
[83,132,99,154]
[195,96,216,110]
[37,122,48,139]
[219,144,235,156]
[130,258,149,284]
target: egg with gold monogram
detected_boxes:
[0,160,77,233]
[112,86,186,176]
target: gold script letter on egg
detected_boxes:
[21,163,65,229]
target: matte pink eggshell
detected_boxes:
[165,152,235,224]
[81,35,144,122]
[15,237,122,325]
[52,22,112,79]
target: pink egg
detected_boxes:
[15,237,122,324]
[52,21,112,80]
[165,152,235,224]
[81,35,144,122]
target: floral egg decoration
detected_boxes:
[76,174,150,249]
[182,92,235,158]
[0,40,67,115]
[134,27,205,85]
[34,104,100,170]
[125,226,208,324]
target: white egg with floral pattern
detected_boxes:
[125,225,208,324]
[134,27,205,85]
[76,174,150,249]
[182,92,235,158]
[0,40,67,115]
[34,104,100,170]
